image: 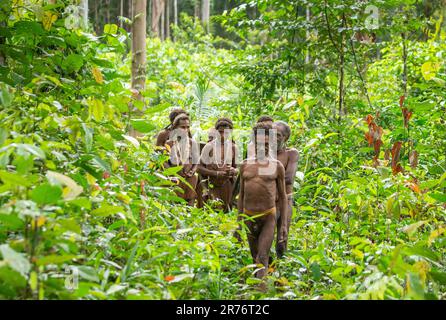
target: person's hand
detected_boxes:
[278,227,288,244]
[229,167,238,177]
[165,140,175,148]
[185,168,196,177]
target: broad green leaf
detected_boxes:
[31,183,62,205]
[0,170,31,187]
[130,119,156,133]
[91,205,125,217]
[36,254,77,266]
[76,266,99,282]
[17,144,46,159]
[421,61,441,81]
[62,54,84,73]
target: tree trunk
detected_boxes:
[201,0,210,32]
[165,0,170,39]
[120,0,124,28]
[174,0,177,27]
[160,2,165,40]
[94,0,99,34]
[81,0,89,30]
[194,0,200,18]
[131,0,147,108]
[151,0,165,37]
[106,0,110,24]
[305,6,310,64]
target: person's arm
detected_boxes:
[197,144,220,177]
[156,130,169,147]
[277,162,288,243]
[284,149,299,187]
[237,164,245,213]
[185,139,199,177]
[229,144,240,177]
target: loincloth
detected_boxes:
[243,207,276,217]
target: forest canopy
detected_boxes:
[0,0,445,300]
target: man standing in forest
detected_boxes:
[164,113,200,206]
[273,121,299,258]
[156,108,189,148]
[238,122,287,280]
[198,118,239,212]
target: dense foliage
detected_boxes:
[0,1,445,300]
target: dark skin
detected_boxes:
[274,123,299,257]
[198,125,238,212]
[165,119,198,206]
[238,133,287,279]
[156,129,171,147]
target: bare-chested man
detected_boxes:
[238,122,287,279]
[198,118,239,212]
[156,108,189,148]
[247,115,274,158]
[273,121,299,258]
[165,113,199,206]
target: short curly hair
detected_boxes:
[253,122,272,137]
[169,108,188,124]
[257,115,274,123]
[215,117,233,130]
[172,113,190,128]
[274,121,291,140]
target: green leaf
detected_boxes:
[0,170,31,187]
[76,266,99,282]
[14,21,44,36]
[0,213,24,230]
[88,99,104,122]
[104,24,118,35]
[17,144,46,159]
[68,197,92,210]
[0,244,30,278]
[31,183,62,205]
[81,123,93,152]
[145,102,170,114]
[130,119,156,133]
[428,193,446,203]
[430,270,446,285]
[62,54,84,73]
[36,254,77,266]
[91,205,125,217]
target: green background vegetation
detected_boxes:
[0,0,445,299]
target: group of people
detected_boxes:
[155,108,299,279]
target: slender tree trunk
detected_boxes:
[305,6,310,65]
[339,14,346,120]
[160,2,165,40]
[201,0,210,32]
[131,0,147,110]
[0,20,5,66]
[81,0,89,30]
[119,0,124,28]
[151,0,165,37]
[174,0,177,26]
[106,0,110,24]
[194,0,200,18]
[165,0,170,39]
[94,0,99,33]
[402,32,408,97]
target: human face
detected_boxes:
[274,124,287,149]
[255,132,269,158]
[217,125,232,141]
[177,119,190,134]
